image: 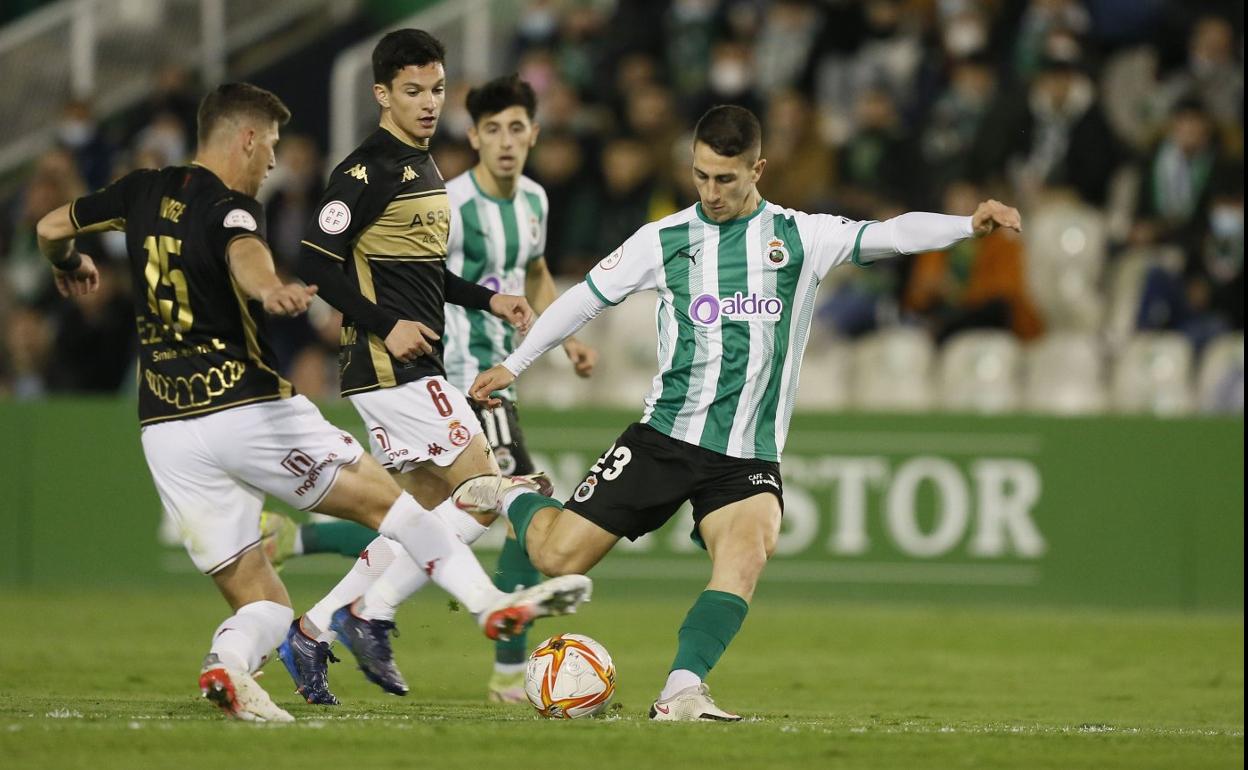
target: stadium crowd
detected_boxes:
[0,0,1242,408]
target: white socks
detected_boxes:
[375,493,505,616]
[303,535,398,641]
[209,600,294,674]
[355,501,492,621]
[659,669,702,701]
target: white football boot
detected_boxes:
[648,683,742,722]
[452,473,552,515]
[199,658,294,723]
[478,574,593,641]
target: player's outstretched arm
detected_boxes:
[228,237,317,317]
[468,280,608,406]
[855,201,1022,264]
[526,257,597,378]
[36,203,99,297]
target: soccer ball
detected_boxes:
[524,633,616,719]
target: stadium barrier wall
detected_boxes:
[0,401,1241,610]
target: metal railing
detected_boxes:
[0,0,350,177]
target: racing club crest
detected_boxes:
[765,238,789,268]
[448,420,471,447]
[573,476,598,502]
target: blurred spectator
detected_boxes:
[1137,167,1244,347]
[44,260,135,394]
[2,149,86,307]
[623,83,683,190]
[124,64,200,145]
[918,53,998,207]
[758,89,834,211]
[528,130,592,275]
[754,0,825,94]
[690,39,764,119]
[904,180,1045,343]
[977,35,1122,207]
[1130,100,1222,252]
[53,100,115,190]
[0,305,52,400]
[1010,0,1092,81]
[563,134,672,275]
[263,135,324,271]
[833,86,916,218]
[1157,15,1244,146]
[663,0,719,106]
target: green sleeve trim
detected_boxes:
[851,221,875,267]
[585,274,620,306]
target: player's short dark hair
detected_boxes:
[694,105,762,159]
[372,28,446,86]
[197,82,290,145]
[466,75,537,124]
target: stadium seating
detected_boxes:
[1022,332,1107,415]
[1024,197,1108,333]
[1103,246,1184,348]
[794,326,853,410]
[937,330,1022,414]
[1195,332,1245,414]
[1111,331,1195,415]
[851,327,934,411]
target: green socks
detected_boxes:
[492,536,542,664]
[505,492,561,553]
[300,520,377,558]
[669,590,750,678]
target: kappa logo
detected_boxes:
[401,165,418,182]
[345,164,369,183]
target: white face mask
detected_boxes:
[57,119,93,148]
[710,61,750,95]
[1210,205,1244,239]
[943,20,986,57]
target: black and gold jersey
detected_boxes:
[300,127,452,397]
[71,164,292,425]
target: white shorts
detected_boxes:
[141,395,365,574]
[349,376,483,474]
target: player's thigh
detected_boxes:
[350,377,488,477]
[474,397,536,476]
[534,509,621,576]
[141,418,270,577]
[211,545,291,611]
[391,464,451,510]
[207,396,377,516]
[561,422,694,545]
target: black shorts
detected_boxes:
[471,396,535,476]
[563,422,783,548]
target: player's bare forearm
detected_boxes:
[526,257,557,314]
[35,205,78,264]
[228,236,316,316]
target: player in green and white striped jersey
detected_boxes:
[445,75,597,702]
[461,105,1022,721]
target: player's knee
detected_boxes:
[531,543,579,577]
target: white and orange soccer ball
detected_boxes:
[524,633,616,719]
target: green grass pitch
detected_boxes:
[0,572,1240,769]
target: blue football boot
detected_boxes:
[330,603,409,696]
[277,618,341,705]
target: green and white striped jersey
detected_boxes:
[443,170,548,399]
[585,199,870,462]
